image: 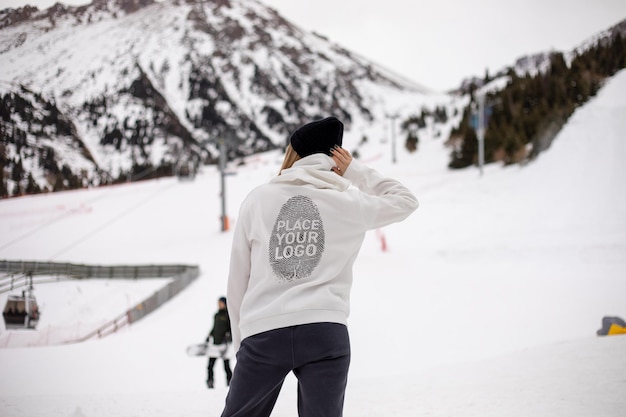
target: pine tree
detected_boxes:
[25,173,40,194]
[11,158,23,183]
[0,178,7,198]
[405,132,419,153]
[449,34,622,169]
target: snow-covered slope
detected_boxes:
[0,69,625,416]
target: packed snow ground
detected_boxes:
[1,71,626,416]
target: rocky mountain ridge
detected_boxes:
[0,0,438,196]
[1,1,623,197]
[456,18,626,95]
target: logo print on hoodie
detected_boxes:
[269,195,325,282]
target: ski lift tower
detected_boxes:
[477,93,486,176]
[218,136,229,232]
[200,135,231,232]
[386,113,400,164]
[470,91,489,176]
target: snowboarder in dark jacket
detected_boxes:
[205,296,233,388]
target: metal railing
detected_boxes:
[0,260,200,345]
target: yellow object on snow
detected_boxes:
[608,324,626,335]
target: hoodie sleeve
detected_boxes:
[342,159,418,229]
[226,201,252,352]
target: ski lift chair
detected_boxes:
[3,291,40,330]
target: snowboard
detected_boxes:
[186,342,209,356]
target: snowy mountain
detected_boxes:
[456,18,626,94]
[0,65,625,417]
[2,1,623,199]
[0,0,442,196]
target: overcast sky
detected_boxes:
[2,0,625,91]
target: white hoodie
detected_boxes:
[226,154,418,351]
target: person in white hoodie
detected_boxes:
[221,116,418,417]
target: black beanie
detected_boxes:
[289,116,344,157]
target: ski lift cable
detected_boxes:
[0,169,177,253]
[0,185,120,252]
[48,180,179,261]
[0,272,27,294]
[0,275,71,294]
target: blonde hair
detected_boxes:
[278,144,301,174]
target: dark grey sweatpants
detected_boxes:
[220,322,351,417]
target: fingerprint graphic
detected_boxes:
[269,195,325,282]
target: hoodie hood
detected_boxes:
[270,154,351,192]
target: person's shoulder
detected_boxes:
[239,185,264,209]
[241,182,281,209]
[245,181,277,199]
